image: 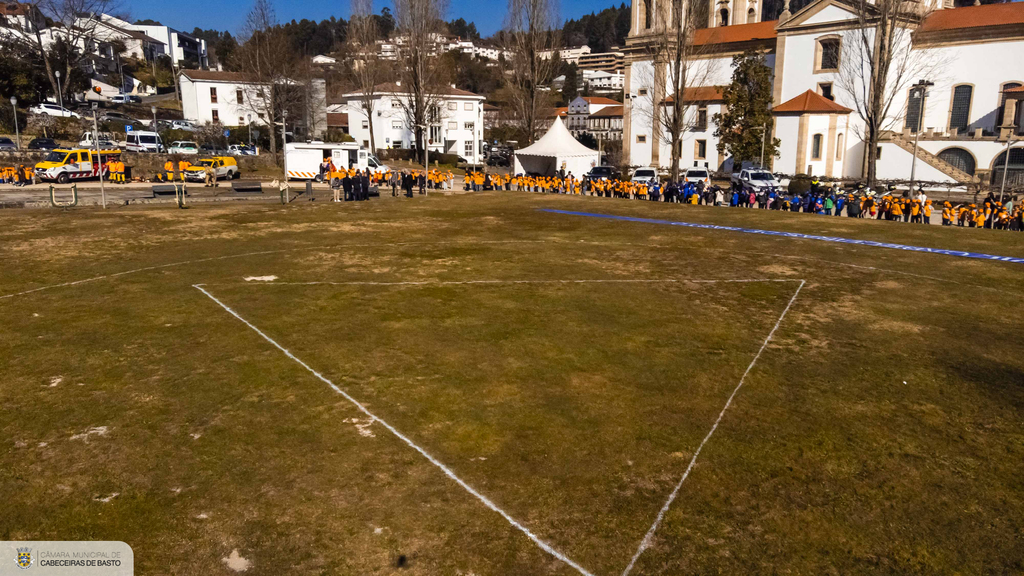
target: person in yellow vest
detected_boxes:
[909,199,921,224]
[164,159,174,182]
[922,200,933,225]
[177,159,191,182]
[941,201,953,226]
[117,159,127,183]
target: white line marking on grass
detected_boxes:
[193,283,597,576]
[217,278,801,287]
[620,279,806,576]
[0,240,548,301]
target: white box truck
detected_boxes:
[284,142,389,180]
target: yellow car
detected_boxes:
[35,148,122,183]
[184,156,240,182]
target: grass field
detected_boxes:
[2,192,1023,575]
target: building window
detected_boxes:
[719,7,729,26]
[238,116,244,125]
[464,121,475,131]
[464,102,474,111]
[747,7,756,23]
[948,84,973,134]
[937,147,976,175]
[209,87,217,103]
[637,134,646,143]
[211,109,219,122]
[448,102,458,111]
[695,139,707,159]
[696,106,707,131]
[392,120,403,129]
[465,140,473,156]
[811,133,823,159]
[236,89,243,104]
[836,133,844,160]
[643,0,652,29]
[818,82,834,101]
[448,121,458,129]
[638,88,648,96]
[362,120,369,129]
[363,140,369,148]
[256,89,264,98]
[905,88,924,133]
[429,125,441,143]
[816,37,840,72]
[999,82,1023,126]
[392,99,402,108]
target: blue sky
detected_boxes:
[124,0,621,37]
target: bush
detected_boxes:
[27,114,86,139]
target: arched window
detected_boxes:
[747,7,756,22]
[905,87,925,133]
[836,133,844,160]
[643,0,653,29]
[720,7,729,25]
[937,147,976,175]
[811,134,823,160]
[947,84,973,134]
[990,146,1024,185]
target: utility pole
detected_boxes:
[907,80,933,198]
[92,103,107,209]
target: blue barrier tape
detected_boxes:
[539,208,1024,265]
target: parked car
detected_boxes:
[170,120,197,132]
[631,167,658,183]
[109,95,130,105]
[0,137,16,150]
[168,141,199,154]
[128,95,142,104]
[183,156,240,182]
[29,102,79,118]
[100,111,135,123]
[731,168,782,192]
[682,168,710,187]
[227,144,256,156]
[586,165,620,181]
[27,138,59,150]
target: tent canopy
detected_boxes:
[513,118,600,177]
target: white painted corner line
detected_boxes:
[219,278,803,288]
[192,283,596,576]
[620,279,806,576]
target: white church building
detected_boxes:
[623,0,1024,186]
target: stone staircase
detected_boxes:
[881,131,979,184]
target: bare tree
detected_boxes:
[4,0,117,102]
[501,0,559,144]
[836,0,944,186]
[392,0,450,164]
[636,0,715,180]
[345,0,385,152]
[233,0,302,159]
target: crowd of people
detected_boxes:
[475,171,1023,231]
[1,165,35,187]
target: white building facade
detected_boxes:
[338,82,486,163]
[126,23,208,68]
[624,0,1024,186]
[180,70,268,127]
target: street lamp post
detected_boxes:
[908,79,933,198]
[10,96,19,150]
[151,105,157,130]
[281,110,288,180]
[92,102,107,209]
[55,70,63,110]
[998,136,1017,205]
[247,114,252,146]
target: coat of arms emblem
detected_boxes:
[16,547,32,570]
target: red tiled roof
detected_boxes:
[590,105,624,118]
[773,90,852,114]
[0,2,32,15]
[693,20,778,47]
[581,96,620,105]
[1004,85,1024,94]
[919,2,1024,33]
[542,106,568,118]
[327,112,348,127]
[663,85,727,103]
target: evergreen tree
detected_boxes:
[713,50,780,168]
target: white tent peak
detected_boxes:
[515,117,598,158]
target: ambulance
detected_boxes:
[34,148,122,184]
[284,142,388,180]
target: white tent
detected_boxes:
[513,118,600,177]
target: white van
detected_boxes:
[125,131,163,153]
